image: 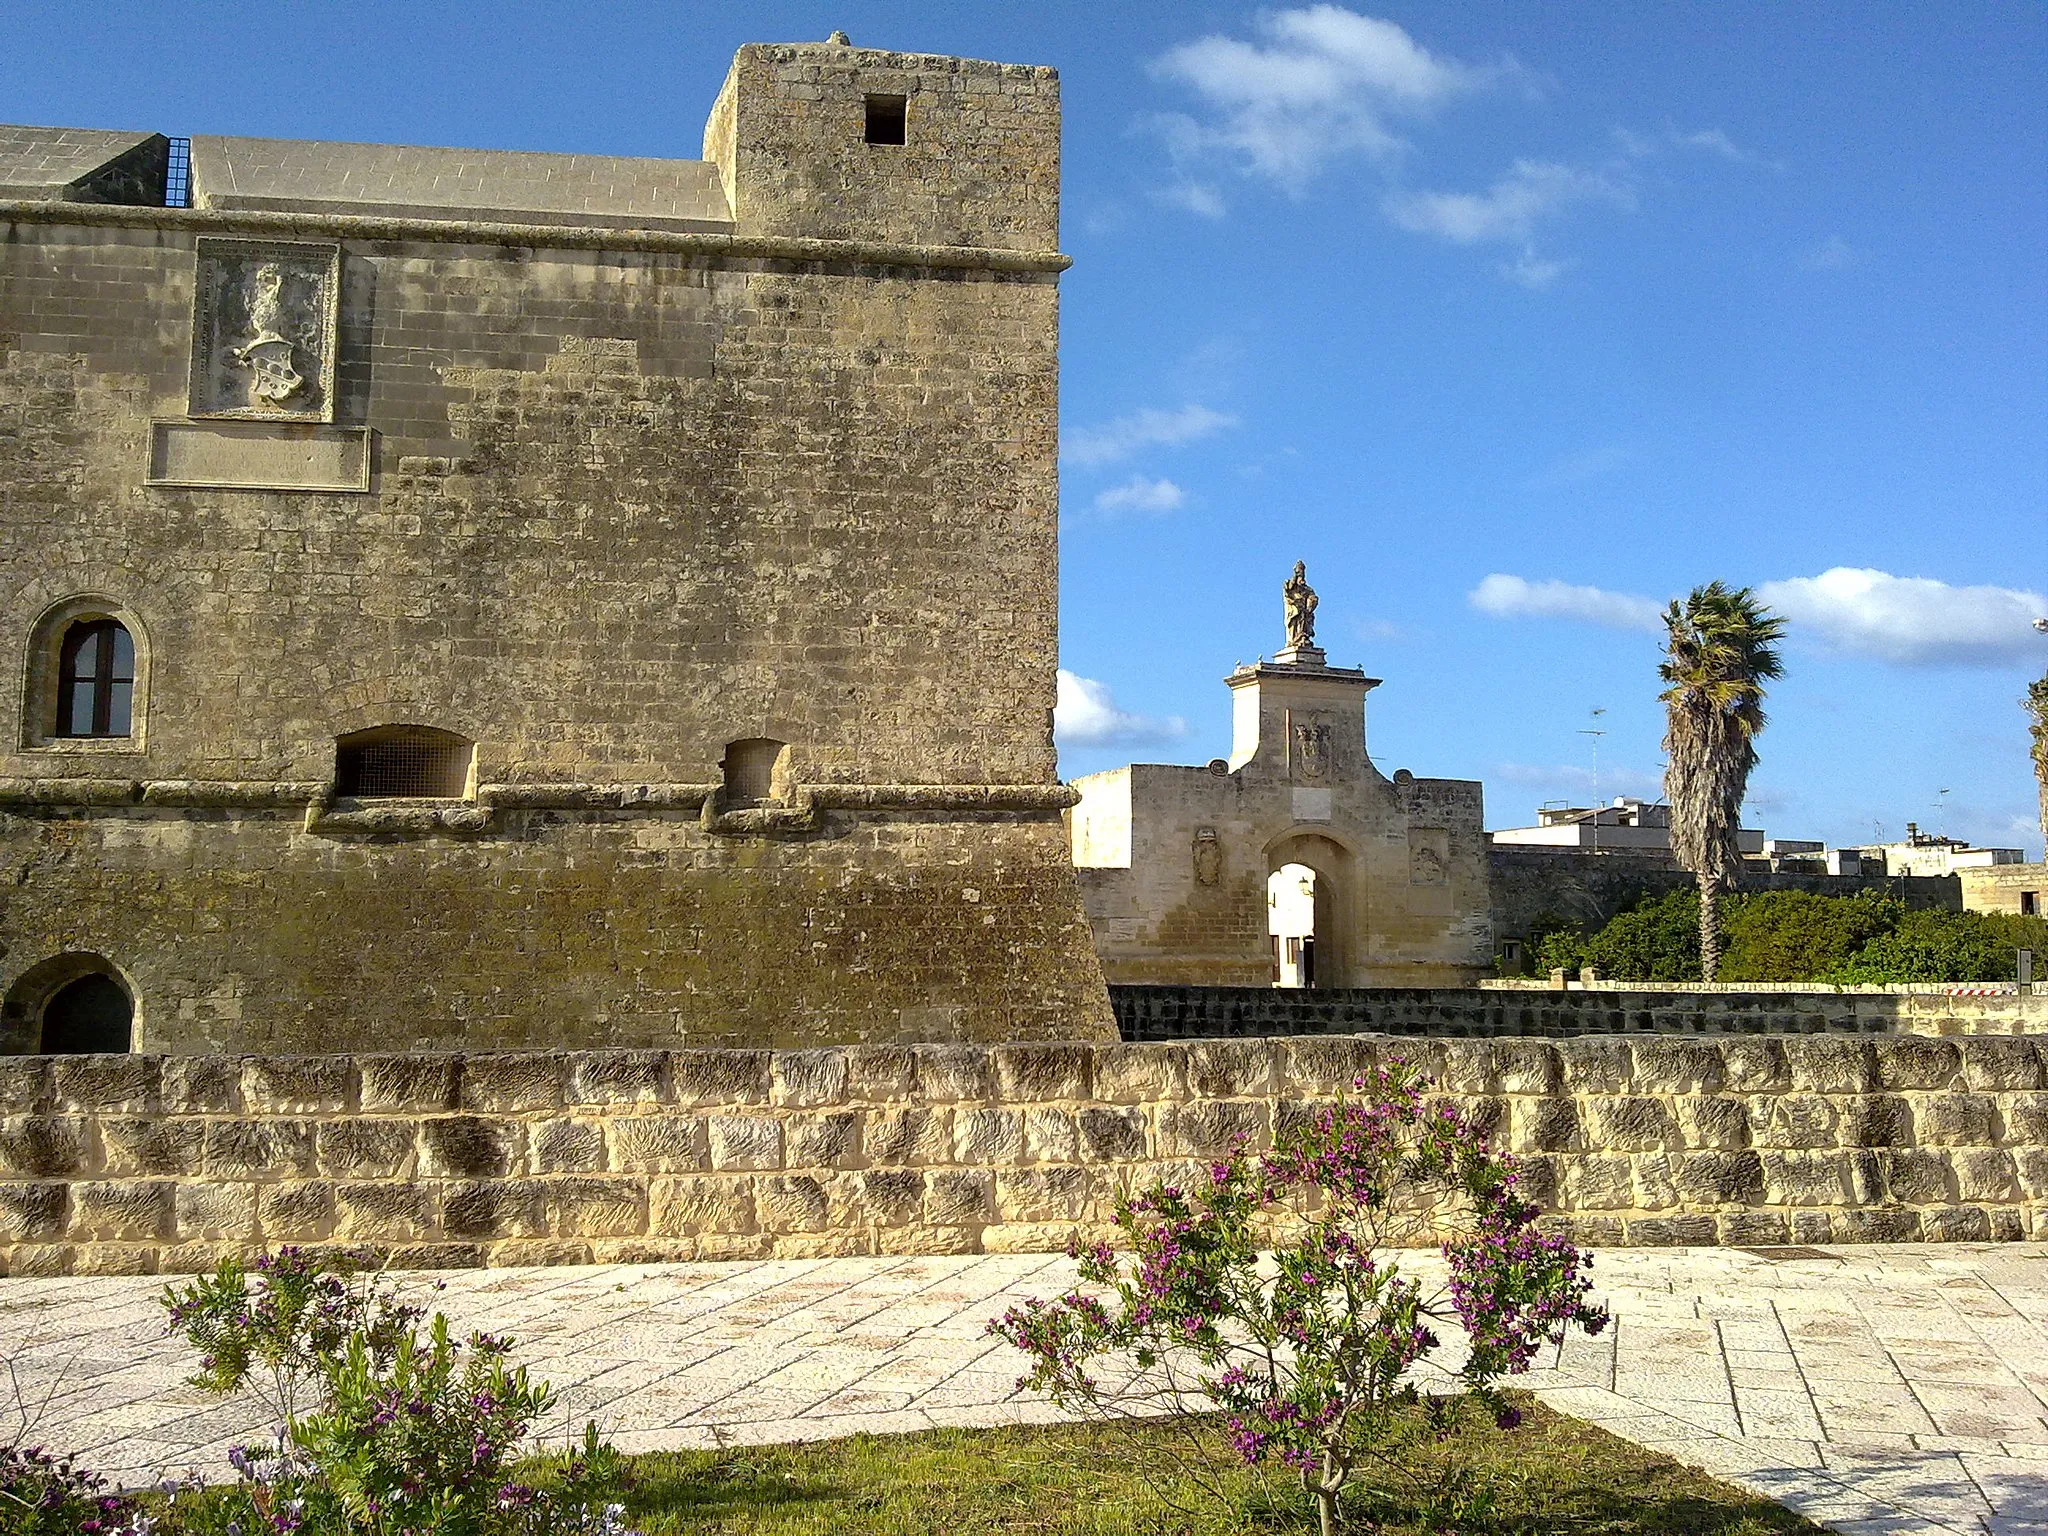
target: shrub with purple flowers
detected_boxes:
[0,1442,151,1535]
[989,1059,1609,1536]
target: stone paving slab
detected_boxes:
[1,1245,2044,1533]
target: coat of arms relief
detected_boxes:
[188,238,340,422]
[1291,715,1332,782]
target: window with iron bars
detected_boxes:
[164,138,191,208]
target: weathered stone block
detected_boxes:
[488,1239,593,1268]
[316,1120,416,1179]
[1277,1037,1376,1098]
[544,1177,646,1238]
[707,1114,783,1171]
[100,1117,204,1177]
[1919,1205,1990,1242]
[954,1107,1024,1164]
[786,1112,862,1169]
[1493,1040,1560,1096]
[1556,1037,1632,1095]
[357,1055,459,1114]
[52,1056,162,1114]
[1432,1041,1495,1094]
[175,1183,257,1240]
[1957,1039,2045,1092]
[1508,1153,1559,1208]
[1159,1099,1270,1158]
[1877,1148,1950,1204]
[441,1181,544,1240]
[1631,1152,1678,1210]
[0,1059,49,1113]
[1624,1214,1716,1246]
[749,1174,825,1232]
[1675,1095,1749,1151]
[203,1119,318,1179]
[1912,1093,1996,1147]
[1558,1155,1633,1211]
[912,1045,994,1103]
[531,1119,608,1174]
[162,1056,240,1114]
[1630,1040,1723,1095]
[458,1054,565,1113]
[992,1043,1090,1103]
[1718,1038,1788,1093]
[1023,1107,1078,1163]
[2002,1093,2048,1144]
[864,1107,951,1166]
[1076,1106,1147,1163]
[74,1244,162,1276]
[241,1058,351,1116]
[418,1116,520,1179]
[335,1183,431,1241]
[1582,1096,1678,1152]
[843,1046,917,1102]
[1454,1094,1508,1143]
[1837,1207,1921,1242]
[924,1167,994,1225]
[1760,1144,1847,1205]
[649,1175,754,1235]
[1757,1094,1838,1150]
[71,1179,173,1239]
[1950,1147,2018,1202]
[1839,1095,1913,1149]
[1717,1210,1789,1245]
[848,1169,924,1226]
[1674,1150,1763,1206]
[1782,1038,1872,1095]
[1872,1037,1960,1092]
[0,1182,67,1240]
[994,1166,1090,1222]
[256,1181,335,1240]
[772,1049,849,1108]
[1790,1210,1834,1245]
[671,1050,771,1107]
[1187,1040,1275,1099]
[608,1116,708,1174]
[0,1116,92,1178]
[567,1051,670,1106]
[2015,1147,2048,1200]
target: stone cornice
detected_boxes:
[0,199,1072,276]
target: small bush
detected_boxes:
[1826,908,2048,984]
[1720,889,1900,982]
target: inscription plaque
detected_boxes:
[148,421,372,493]
[189,238,341,422]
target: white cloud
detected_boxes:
[1802,234,1855,270]
[1092,476,1186,516]
[1384,158,1632,283]
[1055,670,1189,748]
[1468,574,1663,632]
[1151,6,1496,192]
[1756,568,2048,667]
[1062,403,1237,468]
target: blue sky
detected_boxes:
[8,2,2044,854]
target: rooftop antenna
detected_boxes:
[1578,707,1607,854]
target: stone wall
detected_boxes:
[1959,862,2047,917]
[3,1034,2042,1276]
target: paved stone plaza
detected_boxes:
[1,1244,2042,1534]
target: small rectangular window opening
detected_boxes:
[864,95,907,146]
[2023,891,2039,917]
[164,137,192,208]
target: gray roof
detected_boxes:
[0,126,162,199]
[189,135,732,231]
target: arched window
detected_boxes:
[41,973,133,1053]
[334,724,474,799]
[56,618,136,738]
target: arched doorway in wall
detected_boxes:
[1,954,136,1054]
[1265,832,1359,988]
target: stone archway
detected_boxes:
[2,952,137,1054]
[1265,830,1362,988]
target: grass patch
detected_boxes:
[530,1398,1817,1534]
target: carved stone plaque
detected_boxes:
[149,421,371,492]
[189,238,340,422]
[1290,712,1332,782]
[1192,827,1222,887]
[1409,827,1450,886]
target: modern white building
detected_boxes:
[1489,797,1766,858]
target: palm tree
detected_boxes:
[2030,618,2048,841]
[1660,583,1786,981]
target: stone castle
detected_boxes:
[0,39,1113,1056]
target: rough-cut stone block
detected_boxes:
[924,1167,994,1225]
[1277,1037,1376,1098]
[1076,1106,1147,1163]
[1790,1210,1834,1245]
[1717,1210,1789,1245]
[2015,1147,2048,1200]
[316,1121,416,1179]
[0,1182,68,1240]
[786,1112,861,1169]
[71,1180,173,1239]
[441,1181,544,1239]
[203,1119,318,1179]
[1877,1148,1950,1204]
[162,1057,239,1114]
[1023,1107,1078,1163]
[772,1049,849,1108]
[1958,1039,2045,1092]
[649,1175,754,1235]
[1913,1093,1996,1147]
[1782,1038,1873,1095]
[459,1054,565,1112]
[850,1169,924,1227]
[1453,1094,1507,1143]
[175,1183,257,1240]
[1558,1155,1633,1211]
[0,1059,50,1113]
[1758,1094,1839,1150]
[488,1239,593,1268]
[241,1058,351,1115]
[544,1177,646,1238]
[1624,1214,1716,1246]
[707,1114,783,1171]
[567,1052,670,1106]
[384,1242,487,1270]
[843,1046,916,1102]
[1675,1096,1749,1151]
[1582,1096,1678,1153]
[1187,1040,1275,1099]
[335,1183,431,1241]
[1159,1099,1270,1158]
[608,1116,707,1174]
[994,1166,1091,1222]
[954,1107,1023,1164]
[864,1107,950,1166]
[1631,1152,1678,1210]
[358,1056,459,1114]
[100,1118,203,1177]
[671,1050,771,1107]
[1839,1095,1913,1149]
[1872,1037,1961,1092]
[256,1181,335,1240]
[1919,1205,1990,1242]
[1556,1037,1632,1095]
[1432,1041,1495,1094]
[1950,1147,2018,1202]
[1630,1040,1723,1095]
[418,1116,520,1179]
[0,1116,92,1178]
[1675,1150,1764,1206]
[52,1057,162,1114]
[758,1174,830,1232]
[1275,1098,1336,1141]
[1838,1207,1920,1242]
[992,1043,1090,1103]
[912,1045,994,1103]
[74,1244,161,1276]
[1493,1040,1560,1096]
[1508,1153,1558,1208]
[532,1119,608,1174]
[1998,1092,2048,1144]
[1718,1038,1788,1093]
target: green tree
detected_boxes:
[1719,889,1902,982]
[1583,889,1701,982]
[1659,584,1786,982]
[1828,909,2048,984]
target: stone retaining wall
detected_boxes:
[1111,985,2046,1041]
[2,1036,2043,1275]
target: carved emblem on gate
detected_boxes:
[189,238,340,422]
[1292,718,1331,782]
[1192,827,1222,887]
